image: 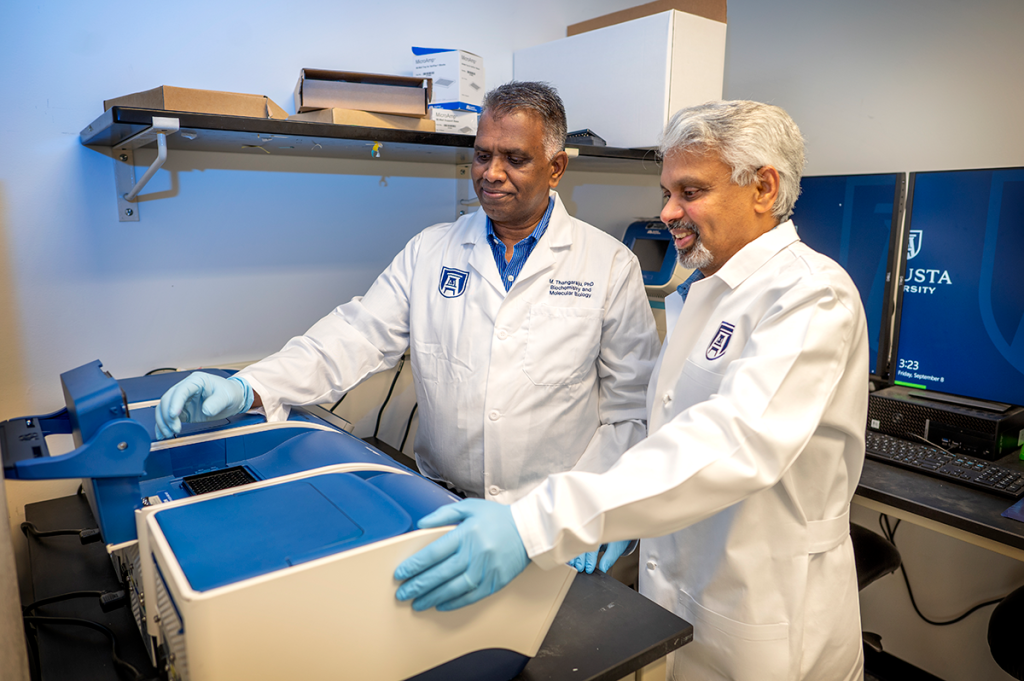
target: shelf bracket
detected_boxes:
[455,163,478,219]
[113,117,179,222]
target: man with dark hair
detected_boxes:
[394,100,867,681]
[155,83,659,556]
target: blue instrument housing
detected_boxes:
[0,360,420,545]
[622,220,678,287]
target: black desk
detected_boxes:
[855,454,1024,560]
[25,494,692,681]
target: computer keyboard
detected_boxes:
[865,431,1024,499]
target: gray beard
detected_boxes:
[670,220,714,271]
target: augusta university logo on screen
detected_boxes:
[904,230,952,295]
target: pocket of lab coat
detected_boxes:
[675,359,725,407]
[523,304,602,386]
[677,588,791,680]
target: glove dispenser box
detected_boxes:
[138,467,576,681]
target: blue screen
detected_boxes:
[790,173,901,376]
[894,167,1024,406]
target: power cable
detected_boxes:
[878,514,1005,626]
[373,356,405,440]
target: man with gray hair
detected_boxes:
[395,99,867,681]
[154,82,659,563]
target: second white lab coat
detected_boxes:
[513,221,867,680]
[239,192,659,503]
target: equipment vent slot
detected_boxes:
[154,561,189,681]
[182,466,256,496]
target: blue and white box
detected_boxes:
[413,47,485,112]
[429,107,479,135]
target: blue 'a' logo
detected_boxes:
[706,322,735,360]
[439,267,469,298]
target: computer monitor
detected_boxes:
[790,173,906,380]
[891,167,1024,408]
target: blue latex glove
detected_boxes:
[569,540,632,574]
[154,372,254,440]
[394,499,529,612]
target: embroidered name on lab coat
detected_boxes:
[706,322,735,360]
[548,279,594,298]
[439,267,469,298]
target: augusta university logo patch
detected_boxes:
[706,322,735,360]
[439,267,469,298]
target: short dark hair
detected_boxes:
[482,81,567,159]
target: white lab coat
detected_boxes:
[238,192,659,503]
[512,221,867,680]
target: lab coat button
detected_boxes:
[497,329,508,340]
[488,485,501,496]
[488,410,500,421]
[646,560,657,570]
[662,391,673,406]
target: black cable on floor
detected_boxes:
[24,617,41,681]
[22,615,152,681]
[879,513,1005,625]
[23,591,103,614]
[23,589,126,615]
[21,522,101,544]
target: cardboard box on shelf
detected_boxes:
[429,108,478,135]
[289,108,436,132]
[413,47,485,112]
[513,10,726,149]
[103,86,288,119]
[294,69,431,117]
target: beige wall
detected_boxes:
[0,187,27,677]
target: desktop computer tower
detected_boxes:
[867,386,1024,461]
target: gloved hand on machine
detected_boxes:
[569,540,632,574]
[394,498,633,611]
[154,372,255,440]
[394,499,530,612]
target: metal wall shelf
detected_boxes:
[80,107,660,220]
[80,107,662,173]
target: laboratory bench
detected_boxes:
[22,492,692,681]
[855,454,1024,562]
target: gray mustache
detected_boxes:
[667,219,700,237]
